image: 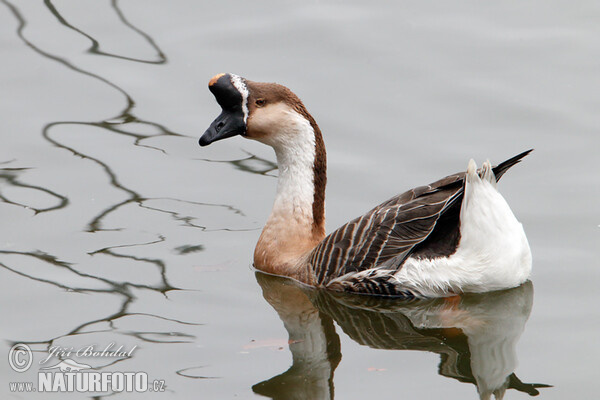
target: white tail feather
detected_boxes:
[481,160,497,188]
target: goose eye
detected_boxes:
[255,99,266,107]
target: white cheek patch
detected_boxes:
[230,74,249,123]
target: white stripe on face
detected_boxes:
[230,74,249,123]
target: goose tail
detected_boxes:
[492,149,533,181]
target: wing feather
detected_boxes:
[309,176,464,286]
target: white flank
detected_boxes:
[230,74,249,123]
[394,159,532,296]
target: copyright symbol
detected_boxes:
[8,343,32,373]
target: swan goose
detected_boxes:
[199,73,532,298]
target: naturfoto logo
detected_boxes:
[8,343,165,394]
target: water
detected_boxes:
[1,0,598,398]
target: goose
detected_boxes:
[199,73,532,298]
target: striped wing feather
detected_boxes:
[309,173,464,287]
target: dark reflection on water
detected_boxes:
[0,247,180,344]
[0,167,68,213]
[0,0,200,376]
[2,0,189,232]
[1,1,251,370]
[255,273,550,400]
[196,151,279,177]
[43,0,167,64]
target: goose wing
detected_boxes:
[309,174,464,286]
[308,149,532,289]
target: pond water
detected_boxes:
[1,0,598,398]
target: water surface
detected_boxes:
[0,1,598,398]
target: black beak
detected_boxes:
[199,108,245,146]
[199,73,248,147]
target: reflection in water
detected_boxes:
[0,2,256,383]
[0,247,179,345]
[2,0,185,231]
[255,273,549,399]
[254,273,341,400]
[0,0,194,372]
[43,0,167,64]
[196,151,279,177]
[0,166,68,213]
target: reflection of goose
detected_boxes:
[254,273,549,400]
[200,73,532,297]
[253,273,341,400]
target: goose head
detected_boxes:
[199,73,316,148]
[199,74,327,275]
